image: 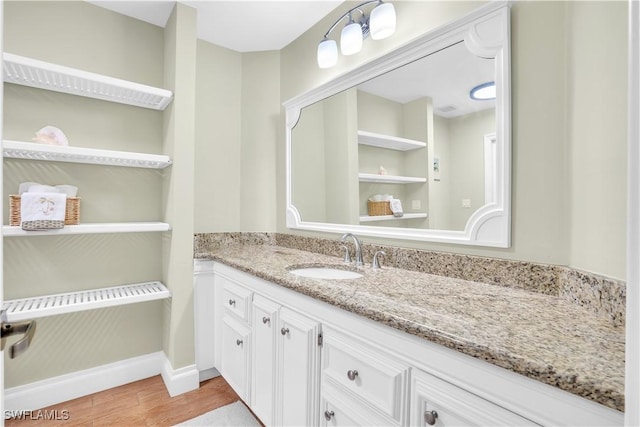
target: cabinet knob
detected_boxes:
[262,316,270,324]
[324,410,335,421]
[424,410,438,425]
[280,327,290,336]
[228,299,236,306]
[347,369,359,381]
[236,339,243,346]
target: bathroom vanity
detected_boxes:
[194,241,624,427]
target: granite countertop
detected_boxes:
[201,244,625,412]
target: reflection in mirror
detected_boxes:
[285,2,510,247]
[292,41,495,231]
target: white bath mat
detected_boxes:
[175,401,261,426]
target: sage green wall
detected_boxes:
[566,1,627,280]
[194,41,242,232]
[280,1,628,280]
[193,47,281,233]
[2,1,166,387]
[239,51,280,232]
[161,2,197,371]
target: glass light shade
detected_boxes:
[370,2,396,40]
[340,21,363,55]
[470,82,496,100]
[317,38,338,68]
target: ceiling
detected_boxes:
[86,0,343,52]
[87,1,495,118]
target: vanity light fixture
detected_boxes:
[470,81,496,100]
[317,0,396,69]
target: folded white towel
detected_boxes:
[20,192,67,223]
[390,198,404,217]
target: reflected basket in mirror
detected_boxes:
[368,200,393,216]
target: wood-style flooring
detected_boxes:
[5,375,243,426]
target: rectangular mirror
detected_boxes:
[285,2,511,247]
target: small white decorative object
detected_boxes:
[32,126,69,146]
[378,165,387,175]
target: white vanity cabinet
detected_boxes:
[215,274,253,401]
[206,262,622,427]
[212,265,322,427]
[251,295,322,427]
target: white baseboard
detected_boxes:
[160,357,199,397]
[5,351,200,411]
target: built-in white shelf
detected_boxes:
[358,130,426,151]
[2,281,171,322]
[3,53,173,110]
[3,140,172,169]
[359,173,427,184]
[359,213,428,222]
[3,222,171,237]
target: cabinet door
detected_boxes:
[220,316,251,401]
[411,368,539,426]
[251,295,280,426]
[277,307,321,427]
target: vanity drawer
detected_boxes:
[322,329,409,421]
[410,368,539,426]
[219,276,252,322]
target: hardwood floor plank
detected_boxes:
[5,375,241,427]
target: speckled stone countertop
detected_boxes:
[202,243,625,412]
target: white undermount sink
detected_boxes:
[288,266,363,280]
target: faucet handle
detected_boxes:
[340,244,352,263]
[372,250,386,269]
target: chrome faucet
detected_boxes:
[341,233,364,267]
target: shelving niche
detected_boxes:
[2,53,174,319]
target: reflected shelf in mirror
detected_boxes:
[358,173,426,184]
[359,213,428,222]
[358,130,426,151]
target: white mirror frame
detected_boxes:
[284,2,511,248]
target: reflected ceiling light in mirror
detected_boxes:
[317,0,396,68]
[470,81,496,100]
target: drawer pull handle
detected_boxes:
[228,299,236,306]
[236,339,243,346]
[347,369,358,381]
[324,410,335,421]
[281,327,290,336]
[262,316,270,324]
[424,410,438,425]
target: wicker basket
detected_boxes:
[9,195,80,226]
[367,200,393,216]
